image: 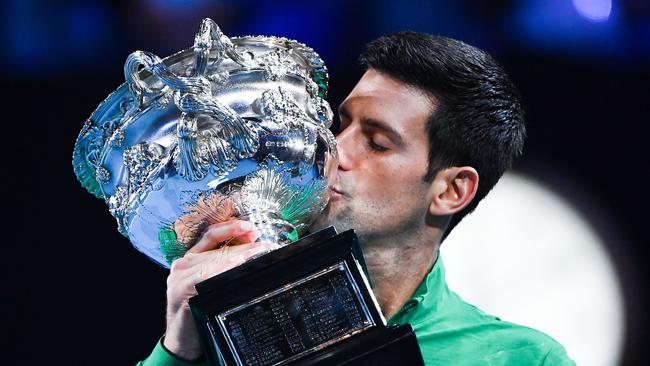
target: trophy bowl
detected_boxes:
[72,18,338,267]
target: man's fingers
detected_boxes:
[172,241,280,285]
[230,229,262,245]
[188,220,257,254]
[173,241,279,281]
[202,241,278,270]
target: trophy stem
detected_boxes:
[239,210,297,246]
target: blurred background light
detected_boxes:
[442,173,624,366]
[6,0,647,75]
[509,0,622,57]
[573,0,613,22]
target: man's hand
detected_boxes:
[163,220,277,361]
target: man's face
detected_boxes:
[313,69,435,242]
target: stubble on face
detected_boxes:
[312,176,430,245]
[310,69,435,246]
[308,69,447,320]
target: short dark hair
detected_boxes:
[360,32,526,239]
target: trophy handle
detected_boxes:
[123,19,259,182]
[193,18,249,77]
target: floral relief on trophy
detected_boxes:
[125,142,165,189]
[108,186,130,236]
[257,48,308,82]
[258,87,310,130]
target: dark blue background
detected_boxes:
[6,0,649,364]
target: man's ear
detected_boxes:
[427,166,479,216]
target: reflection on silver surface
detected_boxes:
[73,18,337,267]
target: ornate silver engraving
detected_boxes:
[260,87,309,129]
[125,142,165,188]
[73,18,337,267]
[108,186,130,236]
[110,129,125,148]
[174,113,209,181]
[96,165,111,183]
[257,48,307,81]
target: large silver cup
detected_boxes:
[73,18,338,267]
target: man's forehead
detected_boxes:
[339,69,435,132]
[348,69,426,99]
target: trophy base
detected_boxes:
[190,227,424,366]
[299,323,423,366]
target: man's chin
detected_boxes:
[309,210,354,235]
[309,212,332,233]
[309,205,338,232]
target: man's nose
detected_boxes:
[335,125,355,171]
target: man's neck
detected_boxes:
[360,231,439,320]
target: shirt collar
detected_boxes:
[387,254,447,325]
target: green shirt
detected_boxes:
[137,337,203,366]
[138,257,575,365]
[387,257,575,365]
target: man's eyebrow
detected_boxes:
[337,104,405,148]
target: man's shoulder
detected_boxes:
[413,291,575,365]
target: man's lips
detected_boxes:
[330,186,345,197]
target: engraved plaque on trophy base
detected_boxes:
[189,228,424,366]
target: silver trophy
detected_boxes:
[73,19,424,366]
[73,18,338,267]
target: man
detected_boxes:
[139,32,575,365]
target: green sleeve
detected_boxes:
[136,336,206,366]
[540,342,576,366]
